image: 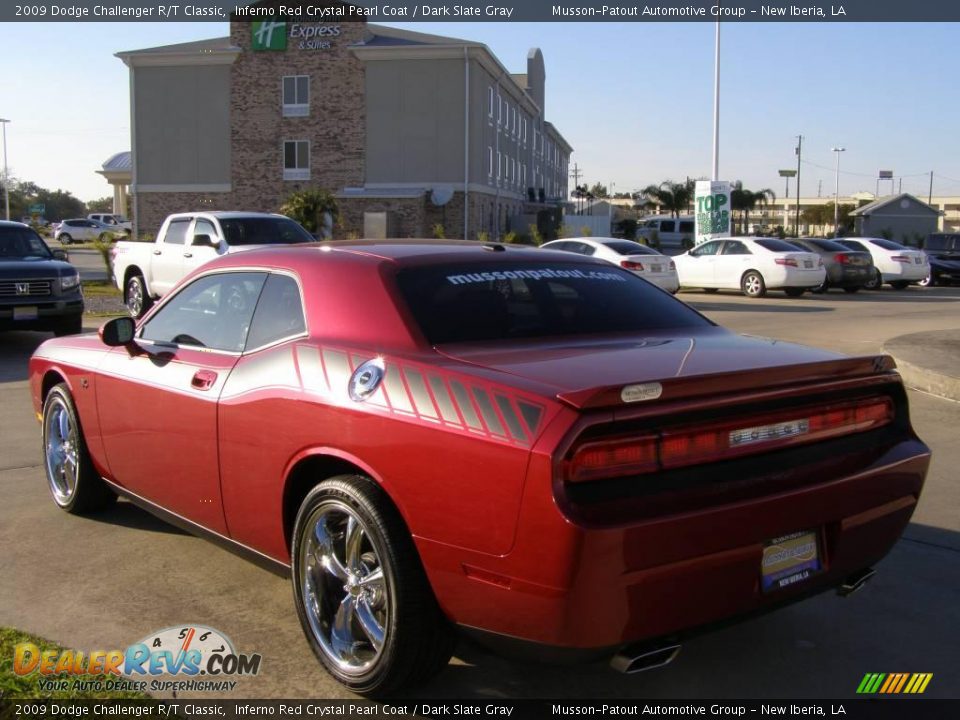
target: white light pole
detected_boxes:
[711,21,720,180]
[832,147,845,237]
[0,118,9,221]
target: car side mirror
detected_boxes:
[100,316,136,346]
[192,234,217,248]
[52,249,68,261]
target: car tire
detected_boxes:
[863,269,883,290]
[291,475,454,697]
[890,281,910,290]
[53,317,83,337]
[125,273,152,319]
[59,234,72,245]
[784,287,805,297]
[843,287,860,294]
[42,384,116,514]
[917,274,934,288]
[740,271,767,298]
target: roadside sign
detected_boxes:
[694,180,731,245]
[29,203,45,215]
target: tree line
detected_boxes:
[0,178,113,222]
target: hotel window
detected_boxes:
[283,140,310,180]
[282,76,309,117]
[488,146,494,178]
[488,87,494,119]
[497,95,503,125]
[497,150,502,180]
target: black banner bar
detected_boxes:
[4,0,960,23]
[2,699,959,720]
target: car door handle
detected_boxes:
[153,250,162,255]
[191,370,218,390]
[183,252,193,258]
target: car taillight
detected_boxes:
[621,260,644,271]
[565,435,658,483]
[891,255,911,263]
[669,261,676,270]
[835,253,850,264]
[564,397,893,483]
[775,257,798,267]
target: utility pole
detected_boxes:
[929,171,934,204]
[712,20,721,180]
[832,147,846,238]
[794,135,803,236]
[818,180,822,198]
[569,163,583,215]
[0,119,9,221]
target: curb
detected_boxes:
[885,351,960,403]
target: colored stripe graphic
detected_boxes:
[857,672,932,694]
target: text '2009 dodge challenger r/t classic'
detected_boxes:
[29,241,930,695]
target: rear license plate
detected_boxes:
[650,264,662,273]
[804,261,813,268]
[13,306,38,321]
[761,530,821,592]
[914,257,922,264]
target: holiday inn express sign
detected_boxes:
[251,21,342,51]
[695,180,731,245]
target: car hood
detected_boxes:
[435,328,890,409]
[0,258,76,278]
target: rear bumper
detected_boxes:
[770,266,826,288]
[420,438,929,653]
[881,264,928,282]
[827,265,873,286]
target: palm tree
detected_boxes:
[730,181,776,234]
[635,180,695,218]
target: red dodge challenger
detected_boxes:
[29,241,930,695]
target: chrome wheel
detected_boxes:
[741,271,766,298]
[44,396,78,506]
[299,500,389,676]
[126,275,145,318]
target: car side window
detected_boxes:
[721,241,751,255]
[164,219,191,245]
[691,241,721,256]
[140,272,268,352]
[245,274,307,350]
[571,242,595,256]
[660,220,676,232]
[194,219,218,243]
[546,242,570,252]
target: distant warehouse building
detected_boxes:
[117,0,572,239]
[849,193,942,243]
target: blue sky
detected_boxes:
[2,20,959,203]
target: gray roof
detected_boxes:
[117,36,236,57]
[364,24,473,47]
[850,193,941,216]
[101,151,131,172]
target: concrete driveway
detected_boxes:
[1,286,958,699]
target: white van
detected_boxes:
[636,215,695,251]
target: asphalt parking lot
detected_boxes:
[1,285,958,700]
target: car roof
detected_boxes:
[0,220,30,228]
[167,211,288,220]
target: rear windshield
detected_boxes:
[868,238,906,250]
[0,226,53,259]
[755,239,803,253]
[220,217,313,246]
[395,262,711,345]
[805,239,848,252]
[601,240,660,256]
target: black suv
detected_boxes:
[921,234,960,286]
[0,221,84,335]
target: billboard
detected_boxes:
[694,180,731,245]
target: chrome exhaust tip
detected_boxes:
[837,567,876,597]
[610,642,682,674]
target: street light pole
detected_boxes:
[711,21,720,180]
[832,147,846,238]
[0,119,10,221]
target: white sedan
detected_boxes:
[835,238,929,290]
[540,237,679,293]
[674,237,826,298]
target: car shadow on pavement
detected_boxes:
[0,330,54,382]
[87,497,189,536]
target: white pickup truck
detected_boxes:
[111,211,314,317]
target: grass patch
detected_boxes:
[81,280,121,298]
[0,627,151,699]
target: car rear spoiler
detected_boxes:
[555,355,899,411]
